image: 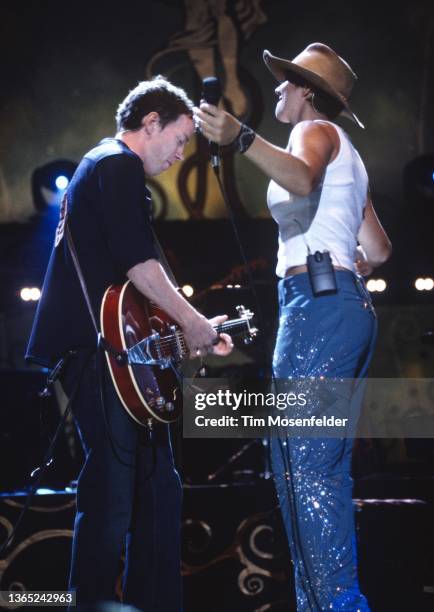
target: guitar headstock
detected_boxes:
[236,304,253,319]
[235,305,258,344]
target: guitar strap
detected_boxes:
[65,220,100,336]
[63,193,180,349]
[150,226,179,287]
[65,219,128,365]
[64,195,126,363]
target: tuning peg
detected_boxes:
[236,304,250,316]
[236,305,254,320]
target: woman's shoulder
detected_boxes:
[291,119,339,143]
[290,120,341,161]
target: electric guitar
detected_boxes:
[100,280,257,425]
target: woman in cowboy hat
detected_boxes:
[196,43,391,610]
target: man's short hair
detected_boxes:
[116,76,194,132]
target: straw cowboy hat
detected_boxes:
[263,43,364,128]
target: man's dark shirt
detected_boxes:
[26,138,158,368]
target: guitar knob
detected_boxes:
[165,402,175,412]
[156,396,166,407]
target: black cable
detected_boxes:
[0,351,92,556]
[212,161,322,610]
[277,433,321,610]
[212,165,272,376]
[96,340,157,479]
[293,217,312,255]
[0,345,160,557]
[273,219,331,607]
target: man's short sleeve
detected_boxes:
[95,153,158,273]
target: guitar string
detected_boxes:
[152,320,250,355]
[154,319,249,345]
[127,320,252,362]
[155,331,247,354]
[140,319,246,345]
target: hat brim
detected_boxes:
[263,50,364,129]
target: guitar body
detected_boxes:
[101,280,256,426]
[101,281,182,425]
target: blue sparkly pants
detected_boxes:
[271,271,377,611]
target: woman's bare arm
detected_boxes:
[195,104,335,196]
[357,195,392,268]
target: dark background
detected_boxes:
[0,0,433,219]
[0,2,434,609]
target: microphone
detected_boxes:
[201,76,222,169]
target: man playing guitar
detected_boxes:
[26,77,232,610]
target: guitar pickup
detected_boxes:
[127,334,172,368]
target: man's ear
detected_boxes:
[141,112,161,135]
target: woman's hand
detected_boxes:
[354,245,374,277]
[194,103,241,146]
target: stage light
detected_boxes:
[20,287,41,302]
[182,285,194,298]
[55,175,69,190]
[366,279,387,292]
[415,277,434,291]
[32,159,77,211]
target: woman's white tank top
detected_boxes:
[267,121,368,277]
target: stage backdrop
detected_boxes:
[0,0,432,222]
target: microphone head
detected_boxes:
[202,77,222,106]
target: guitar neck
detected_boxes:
[214,318,250,338]
[130,312,256,367]
[173,317,250,357]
